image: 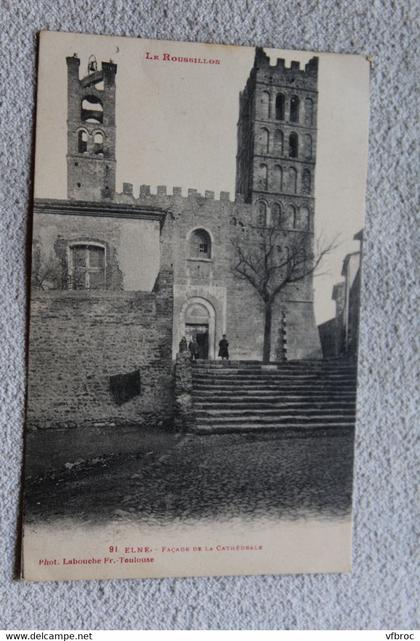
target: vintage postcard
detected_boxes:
[22,31,369,581]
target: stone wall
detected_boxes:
[318,317,338,358]
[113,186,321,361]
[174,351,195,431]
[26,268,174,430]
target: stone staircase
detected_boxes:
[191,360,357,434]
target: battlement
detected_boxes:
[118,183,232,203]
[253,47,318,76]
[239,48,318,108]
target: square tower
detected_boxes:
[235,48,318,232]
[66,54,117,201]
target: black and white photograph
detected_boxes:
[22,31,369,581]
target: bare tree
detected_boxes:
[31,250,62,290]
[231,222,338,362]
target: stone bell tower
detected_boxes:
[66,53,117,201]
[235,47,318,226]
[235,48,322,360]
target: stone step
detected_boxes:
[193,361,356,368]
[193,421,355,434]
[193,368,356,375]
[192,360,355,368]
[194,396,355,409]
[195,410,355,425]
[194,404,356,417]
[195,405,356,416]
[193,391,357,401]
[192,370,356,378]
[193,372,356,381]
[193,382,356,390]
[192,375,356,383]
[193,381,356,393]
[193,373,356,385]
[195,413,353,425]
[192,370,356,377]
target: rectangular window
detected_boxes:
[70,244,105,289]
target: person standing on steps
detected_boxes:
[218,334,229,360]
[188,336,200,361]
[179,336,188,353]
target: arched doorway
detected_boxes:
[181,298,216,360]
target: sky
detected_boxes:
[35,32,369,324]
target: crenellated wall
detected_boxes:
[107,183,320,361]
[113,185,246,358]
[114,182,233,203]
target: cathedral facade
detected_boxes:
[29,47,322,429]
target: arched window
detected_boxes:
[304,134,312,159]
[302,169,311,194]
[77,129,88,153]
[259,127,270,153]
[93,131,104,154]
[260,91,270,119]
[287,205,297,229]
[273,165,283,191]
[271,202,282,227]
[289,132,298,158]
[81,96,103,123]
[274,129,283,154]
[290,95,300,123]
[259,163,268,190]
[304,98,314,125]
[288,167,297,193]
[69,244,106,290]
[257,201,268,226]
[275,94,285,120]
[299,207,310,230]
[190,229,212,259]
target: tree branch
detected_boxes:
[231,225,340,306]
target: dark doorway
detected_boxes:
[185,323,209,359]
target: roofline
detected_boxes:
[33,198,167,227]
